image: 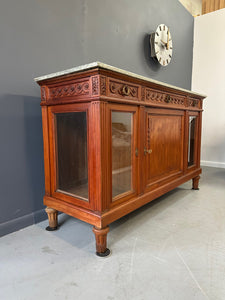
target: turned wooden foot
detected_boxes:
[45,207,58,231]
[192,175,200,190]
[92,226,110,257]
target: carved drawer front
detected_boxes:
[43,79,90,103]
[187,97,200,109]
[108,78,139,101]
[144,88,185,108]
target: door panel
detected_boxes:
[48,103,92,210]
[55,112,88,201]
[144,109,184,190]
[112,111,133,198]
[108,104,138,205]
[186,111,199,172]
[188,116,197,167]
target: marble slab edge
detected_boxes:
[34,61,206,98]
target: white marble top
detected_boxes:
[34,62,206,98]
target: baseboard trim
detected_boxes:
[0,208,47,237]
[201,160,225,169]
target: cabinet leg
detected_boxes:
[192,175,200,190]
[92,226,110,257]
[45,207,58,231]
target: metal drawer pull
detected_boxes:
[121,85,130,96]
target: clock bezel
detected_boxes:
[150,24,173,67]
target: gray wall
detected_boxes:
[0,0,194,236]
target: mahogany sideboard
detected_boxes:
[35,62,206,256]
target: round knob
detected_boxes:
[144,148,152,155]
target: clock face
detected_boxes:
[152,24,173,66]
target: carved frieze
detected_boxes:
[41,87,46,101]
[109,80,138,99]
[145,88,185,106]
[169,95,185,105]
[146,89,165,103]
[141,87,145,101]
[92,76,99,95]
[188,98,199,108]
[49,81,89,99]
[100,76,106,95]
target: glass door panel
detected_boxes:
[188,116,197,167]
[111,111,133,199]
[56,112,88,201]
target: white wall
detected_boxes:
[192,9,225,168]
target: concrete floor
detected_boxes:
[1,166,225,300]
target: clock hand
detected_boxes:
[167,28,170,50]
[160,39,167,47]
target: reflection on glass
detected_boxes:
[56,112,88,201]
[188,116,196,166]
[112,112,133,199]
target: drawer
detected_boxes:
[107,77,140,101]
[143,87,185,108]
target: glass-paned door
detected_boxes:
[55,111,89,201]
[188,115,198,167]
[110,106,137,202]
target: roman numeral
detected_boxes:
[156,32,159,36]
[155,42,158,44]
[163,25,165,30]
[159,26,162,31]
[159,57,162,62]
[167,59,169,64]
[169,54,172,58]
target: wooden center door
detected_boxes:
[144,108,184,191]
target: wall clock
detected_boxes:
[150,24,173,66]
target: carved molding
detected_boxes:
[92,76,99,95]
[141,87,145,101]
[146,89,165,103]
[169,96,185,105]
[109,81,138,98]
[50,81,89,99]
[41,87,46,101]
[100,76,106,95]
[188,98,199,108]
[145,88,185,106]
[147,116,151,148]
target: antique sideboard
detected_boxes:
[35,62,206,256]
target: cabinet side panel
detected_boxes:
[41,106,51,195]
[89,101,109,212]
[197,111,202,168]
[183,110,189,174]
[138,106,145,195]
[100,102,110,211]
